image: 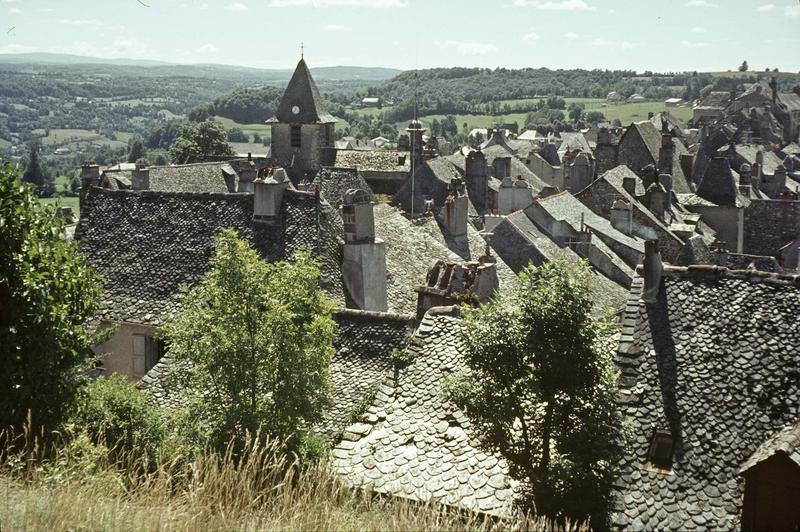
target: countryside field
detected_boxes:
[214,115,352,143]
[38,196,80,218]
[41,129,129,151]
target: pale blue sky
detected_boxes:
[2,0,799,72]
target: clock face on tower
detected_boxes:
[291,105,301,115]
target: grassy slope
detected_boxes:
[38,196,80,218]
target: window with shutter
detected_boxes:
[132,334,146,376]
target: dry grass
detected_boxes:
[0,429,586,532]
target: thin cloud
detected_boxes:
[690,26,705,33]
[196,43,219,54]
[686,0,718,7]
[9,6,21,13]
[0,43,34,54]
[436,40,498,56]
[756,3,775,11]
[323,23,350,31]
[681,40,710,48]
[224,2,248,11]
[59,19,105,26]
[513,0,595,10]
[564,31,579,39]
[786,5,800,19]
[269,0,407,7]
[522,31,540,42]
[591,37,635,50]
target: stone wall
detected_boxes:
[618,130,655,176]
[575,178,684,262]
[93,322,160,381]
[743,199,800,256]
[270,123,329,178]
[525,152,564,188]
[687,204,744,253]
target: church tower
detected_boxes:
[267,56,336,181]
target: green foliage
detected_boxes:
[169,121,234,164]
[163,229,337,455]
[189,85,285,123]
[444,258,625,527]
[226,127,249,143]
[738,60,749,72]
[0,161,102,431]
[71,374,165,458]
[127,139,146,163]
[22,141,54,197]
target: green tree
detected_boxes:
[738,60,749,72]
[444,258,625,526]
[252,133,262,144]
[226,127,249,143]
[0,161,102,431]
[567,102,585,123]
[22,141,54,197]
[163,230,337,454]
[72,374,165,459]
[169,121,234,164]
[585,111,606,124]
[127,139,146,163]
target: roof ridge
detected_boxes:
[634,263,800,287]
[335,308,416,323]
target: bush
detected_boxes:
[72,375,165,459]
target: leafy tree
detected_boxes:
[738,60,749,72]
[567,102,585,123]
[163,230,337,454]
[226,127,249,143]
[253,133,262,144]
[546,96,566,109]
[585,111,606,124]
[444,258,625,527]
[72,374,165,459]
[169,121,234,164]
[153,154,168,166]
[127,139,146,163]
[22,141,54,197]
[0,161,102,431]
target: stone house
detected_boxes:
[613,251,800,530]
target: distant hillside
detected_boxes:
[0,53,401,81]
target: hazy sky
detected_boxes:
[2,0,799,72]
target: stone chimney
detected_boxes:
[658,134,674,176]
[415,258,499,320]
[566,152,593,192]
[238,161,257,193]
[774,164,788,195]
[622,175,638,196]
[79,161,100,201]
[738,163,752,194]
[443,177,468,237]
[680,154,694,183]
[498,175,533,215]
[641,239,662,304]
[658,173,673,199]
[406,120,426,173]
[465,148,489,213]
[492,156,511,179]
[340,189,387,312]
[253,167,290,221]
[131,163,150,190]
[645,181,667,219]
[610,196,633,235]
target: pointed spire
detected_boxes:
[270,58,336,125]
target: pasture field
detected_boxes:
[213,116,352,143]
[38,196,80,218]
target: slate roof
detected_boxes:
[695,157,744,207]
[139,308,415,438]
[490,211,627,314]
[333,150,411,174]
[558,132,592,154]
[103,162,238,194]
[270,58,336,124]
[76,187,344,327]
[332,307,515,516]
[721,144,783,176]
[740,420,800,472]
[314,167,373,207]
[391,157,465,213]
[778,92,800,112]
[613,265,800,530]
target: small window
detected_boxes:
[648,429,674,469]
[291,125,302,148]
[132,333,165,377]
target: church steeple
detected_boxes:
[271,58,336,125]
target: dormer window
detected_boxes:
[647,429,675,469]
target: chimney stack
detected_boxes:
[340,189,387,312]
[442,177,468,237]
[610,196,633,235]
[738,163,752,194]
[237,161,257,192]
[645,181,667,219]
[622,175,638,196]
[415,258,498,319]
[465,148,489,213]
[253,167,290,221]
[641,239,663,304]
[80,161,101,201]
[131,163,150,190]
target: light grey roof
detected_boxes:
[332,307,515,516]
[334,149,410,173]
[740,420,800,472]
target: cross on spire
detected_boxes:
[300,41,304,59]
